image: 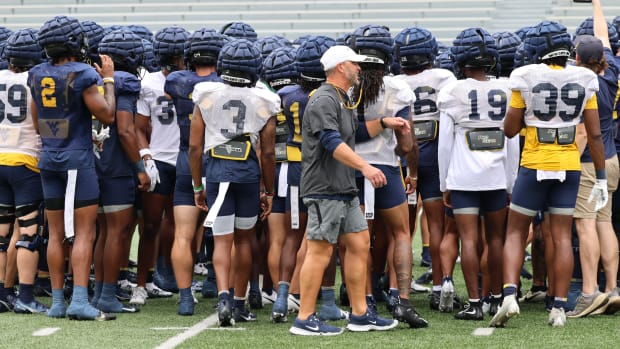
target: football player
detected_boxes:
[132,26,189,305]
[190,39,279,326]
[0,29,47,314]
[490,20,606,328]
[30,15,116,320]
[349,24,428,329]
[166,28,227,315]
[437,27,519,320]
[393,26,457,311]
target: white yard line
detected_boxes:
[32,327,61,337]
[153,313,219,349]
[150,327,191,331]
[472,327,495,336]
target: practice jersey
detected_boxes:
[395,68,456,168]
[137,71,179,165]
[193,81,280,183]
[355,75,413,166]
[95,71,140,177]
[28,61,100,171]
[510,63,598,171]
[437,78,518,193]
[164,70,221,153]
[0,69,41,170]
[279,84,309,162]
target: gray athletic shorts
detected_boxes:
[303,197,367,244]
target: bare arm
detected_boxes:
[30,99,38,134]
[134,113,151,156]
[259,116,276,219]
[583,108,606,172]
[117,110,150,191]
[503,106,526,138]
[189,105,207,211]
[332,142,386,188]
[84,55,116,125]
[592,0,611,49]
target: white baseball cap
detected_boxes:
[320,45,367,71]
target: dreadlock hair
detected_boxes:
[352,63,385,108]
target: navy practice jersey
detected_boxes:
[164,70,221,151]
[28,61,100,171]
[279,84,309,162]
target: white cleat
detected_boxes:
[489,294,520,327]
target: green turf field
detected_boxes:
[4,234,619,349]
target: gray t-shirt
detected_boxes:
[300,83,358,198]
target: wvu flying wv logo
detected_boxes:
[39,119,69,139]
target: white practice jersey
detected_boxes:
[0,70,41,158]
[137,71,180,165]
[510,63,598,128]
[355,75,414,166]
[437,78,519,193]
[192,82,281,152]
[394,68,456,122]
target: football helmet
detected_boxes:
[513,42,532,69]
[38,15,88,61]
[153,26,189,71]
[0,26,14,43]
[434,49,455,72]
[0,26,14,70]
[185,28,228,70]
[575,17,619,55]
[217,38,262,86]
[5,28,44,70]
[515,26,534,41]
[141,39,159,73]
[81,20,105,66]
[349,24,393,66]
[335,33,352,46]
[394,26,438,71]
[255,35,290,59]
[98,29,144,75]
[293,34,313,47]
[295,35,335,81]
[523,21,572,64]
[261,46,298,89]
[493,31,521,76]
[220,22,257,41]
[126,24,153,43]
[451,27,498,76]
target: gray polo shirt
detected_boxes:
[300,83,358,198]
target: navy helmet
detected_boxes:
[295,35,335,81]
[394,26,438,71]
[217,39,262,86]
[349,24,393,68]
[98,29,144,75]
[5,28,44,70]
[141,39,159,73]
[81,20,105,65]
[220,22,257,42]
[451,27,499,77]
[255,35,291,59]
[523,21,572,64]
[575,17,619,55]
[185,28,229,70]
[38,15,88,61]
[153,26,189,71]
[126,24,153,43]
[262,46,298,89]
[493,31,521,76]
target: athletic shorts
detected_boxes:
[99,176,135,212]
[272,162,285,214]
[356,165,406,210]
[205,181,260,236]
[174,150,195,207]
[450,189,507,215]
[510,167,581,216]
[0,165,43,207]
[573,157,619,221]
[303,196,367,244]
[152,160,176,196]
[418,165,442,201]
[40,168,99,210]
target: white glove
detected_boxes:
[91,126,110,159]
[587,179,608,212]
[144,159,160,192]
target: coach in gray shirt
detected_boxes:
[290,45,403,336]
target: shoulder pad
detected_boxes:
[192,81,225,103]
[115,71,141,94]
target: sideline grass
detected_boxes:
[4,234,620,348]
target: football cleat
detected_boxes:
[233,304,257,322]
[318,304,349,321]
[14,299,48,314]
[489,294,520,327]
[146,282,173,298]
[548,307,566,327]
[290,313,343,336]
[393,303,429,328]
[455,302,483,321]
[117,279,136,293]
[34,277,52,297]
[193,262,209,276]
[248,289,263,310]
[67,302,116,321]
[271,294,289,323]
[129,286,147,306]
[519,288,547,303]
[288,294,300,313]
[261,289,277,305]
[439,280,455,313]
[566,291,608,318]
[216,294,234,327]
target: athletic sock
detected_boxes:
[321,286,336,306]
[19,284,34,303]
[503,284,518,297]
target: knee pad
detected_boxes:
[15,234,42,252]
[15,203,39,218]
[17,216,38,228]
[0,235,11,252]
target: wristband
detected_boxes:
[380,117,386,129]
[134,160,145,173]
[408,176,418,181]
[595,169,606,180]
[193,184,204,193]
[264,191,274,197]
[139,148,152,159]
[102,77,115,85]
